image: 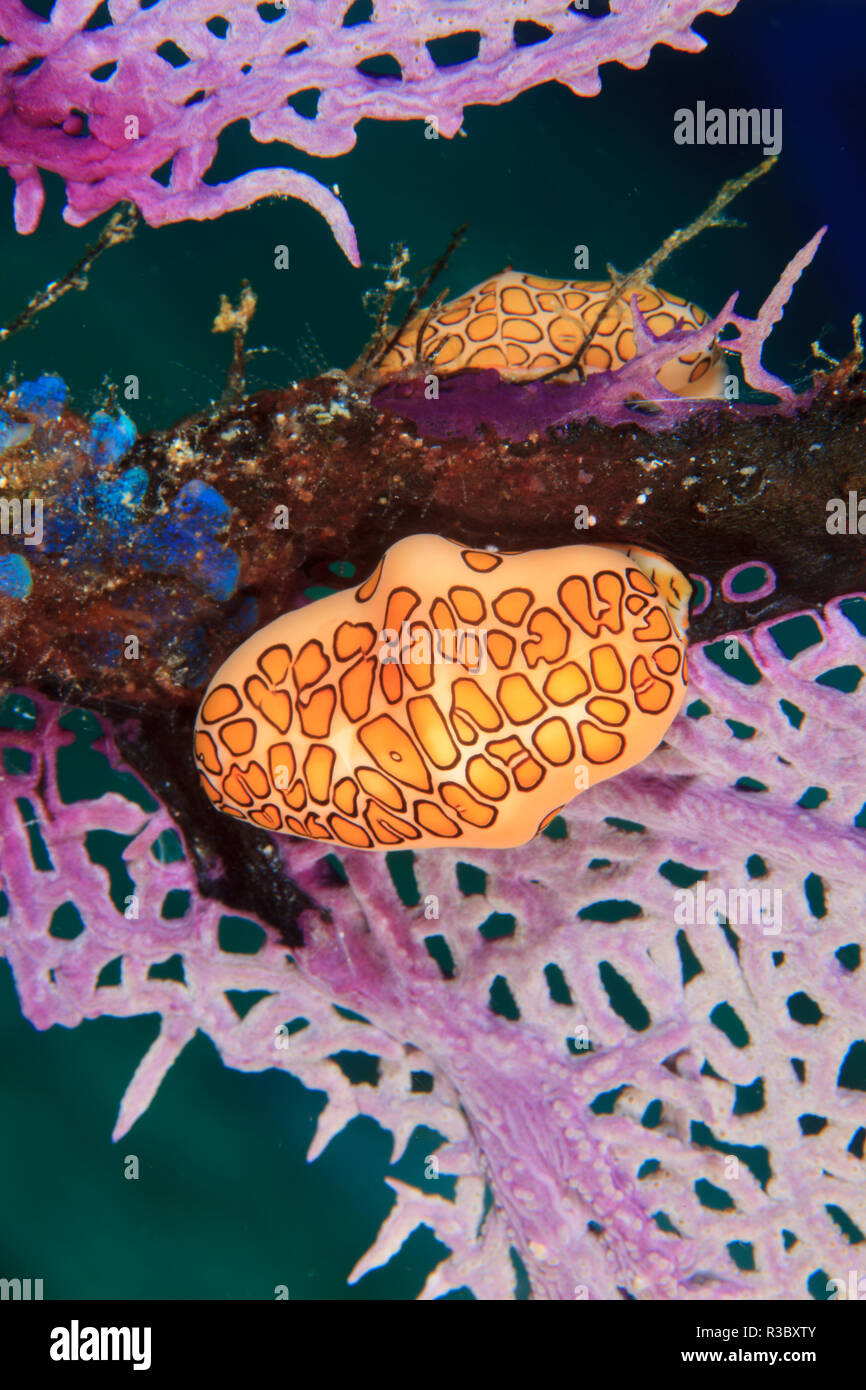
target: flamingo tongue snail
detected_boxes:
[194,536,691,850]
[371,270,726,397]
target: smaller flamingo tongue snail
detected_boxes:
[372,270,725,397]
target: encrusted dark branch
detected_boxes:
[539,157,778,384]
[213,279,258,407]
[353,242,411,378]
[0,204,139,345]
[1,353,863,717]
[354,222,469,379]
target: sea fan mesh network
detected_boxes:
[1,592,864,1300]
[0,0,740,260]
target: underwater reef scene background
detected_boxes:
[1,0,865,1303]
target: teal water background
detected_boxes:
[0,0,863,1299]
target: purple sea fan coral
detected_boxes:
[2,591,865,1299]
[0,0,740,263]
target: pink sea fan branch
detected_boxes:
[0,0,740,261]
[559,226,829,422]
[2,586,865,1298]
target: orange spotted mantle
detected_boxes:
[194,537,691,851]
[373,270,725,397]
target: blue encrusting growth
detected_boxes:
[0,553,33,598]
[0,376,246,679]
[91,464,149,523]
[89,409,138,467]
[135,480,240,603]
[13,372,68,419]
